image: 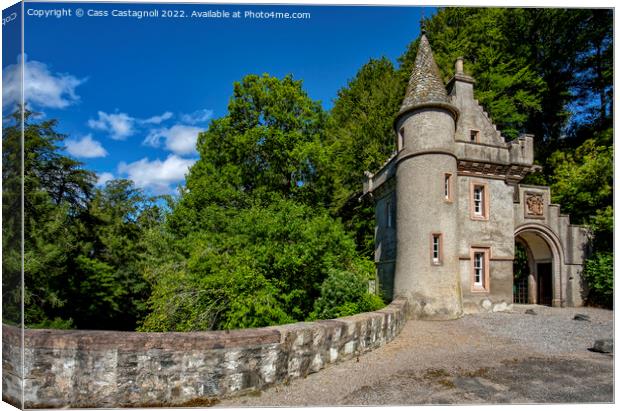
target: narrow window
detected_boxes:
[444,173,452,201]
[398,127,405,151]
[470,130,479,142]
[470,182,489,220]
[471,247,490,292]
[431,233,442,265]
[473,252,484,286]
[473,186,483,215]
[386,199,393,228]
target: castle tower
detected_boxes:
[392,34,463,319]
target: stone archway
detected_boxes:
[514,225,565,307]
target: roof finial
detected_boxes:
[455,57,464,75]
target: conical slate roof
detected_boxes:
[397,34,457,119]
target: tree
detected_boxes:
[63,179,163,330]
[325,58,403,256]
[168,74,332,237]
[399,8,546,141]
[141,197,376,331]
[2,110,97,327]
[2,111,23,325]
[142,74,381,331]
[3,111,163,330]
[582,251,613,308]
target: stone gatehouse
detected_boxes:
[362,34,589,319]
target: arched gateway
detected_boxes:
[515,225,564,307]
[363,35,590,318]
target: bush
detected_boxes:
[311,262,385,320]
[140,198,377,331]
[583,251,613,308]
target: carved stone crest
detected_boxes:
[525,193,544,217]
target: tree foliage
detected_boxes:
[3,8,613,330]
[141,198,376,331]
[325,58,403,256]
[582,252,613,308]
[311,263,384,320]
[143,74,381,331]
[329,8,612,306]
[2,111,160,329]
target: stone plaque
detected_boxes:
[525,192,545,218]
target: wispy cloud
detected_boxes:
[96,172,115,187]
[143,125,203,155]
[180,109,213,125]
[87,110,178,139]
[117,155,196,194]
[65,134,107,158]
[142,111,173,125]
[2,56,86,111]
[88,111,135,140]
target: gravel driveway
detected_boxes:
[217,305,613,406]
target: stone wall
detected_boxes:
[2,298,408,408]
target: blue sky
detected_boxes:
[3,1,430,194]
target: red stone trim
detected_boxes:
[469,180,490,221]
[470,247,491,293]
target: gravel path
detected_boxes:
[466,304,614,355]
[217,305,613,406]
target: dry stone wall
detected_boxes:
[2,298,407,408]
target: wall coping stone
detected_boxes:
[2,298,409,408]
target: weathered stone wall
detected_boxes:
[458,176,516,313]
[2,298,407,408]
[514,184,589,307]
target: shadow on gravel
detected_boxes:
[343,356,613,405]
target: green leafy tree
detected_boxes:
[3,110,163,329]
[311,262,384,320]
[2,111,24,324]
[582,252,613,308]
[399,8,546,141]
[325,58,403,256]
[2,110,96,327]
[143,74,380,331]
[141,198,372,331]
[63,179,162,330]
[548,138,613,239]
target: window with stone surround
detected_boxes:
[470,181,489,220]
[470,247,490,292]
[431,233,442,265]
[444,173,453,202]
[470,129,480,142]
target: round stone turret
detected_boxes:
[392,34,463,319]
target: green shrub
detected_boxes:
[583,251,613,308]
[311,263,385,320]
[140,198,377,331]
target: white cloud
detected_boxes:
[96,172,115,187]
[117,155,196,194]
[2,57,85,111]
[88,111,135,140]
[65,134,107,158]
[180,109,213,125]
[142,111,173,125]
[144,125,203,155]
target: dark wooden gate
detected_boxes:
[537,263,553,306]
